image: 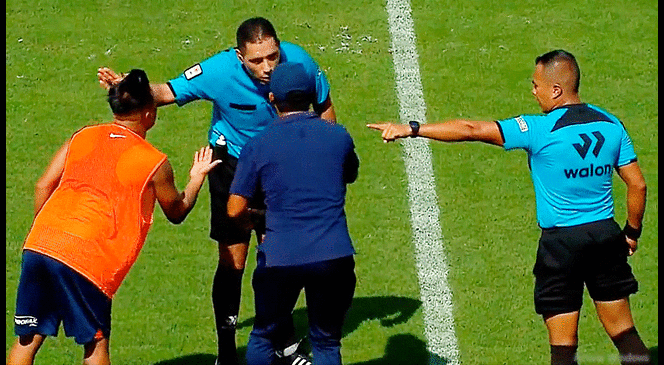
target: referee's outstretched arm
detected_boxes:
[367,119,505,146]
[98,67,176,107]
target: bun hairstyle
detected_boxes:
[108,69,154,115]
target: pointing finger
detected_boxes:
[366,123,388,131]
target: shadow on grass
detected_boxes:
[154,295,424,365]
[237,295,422,340]
[348,333,449,365]
[650,346,657,364]
[152,353,216,365]
[153,334,448,365]
[153,347,247,365]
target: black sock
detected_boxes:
[551,345,578,365]
[611,327,651,365]
[212,264,244,364]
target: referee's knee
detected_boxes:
[217,243,248,270]
[217,258,246,271]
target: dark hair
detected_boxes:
[535,49,581,92]
[236,17,280,50]
[274,90,315,112]
[107,69,154,115]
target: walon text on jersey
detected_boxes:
[564,163,613,179]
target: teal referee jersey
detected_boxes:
[167,41,331,158]
[497,103,637,229]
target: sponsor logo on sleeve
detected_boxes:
[515,116,528,132]
[184,64,203,80]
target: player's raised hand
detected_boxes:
[366,122,411,142]
[190,146,222,178]
[97,67,123,90]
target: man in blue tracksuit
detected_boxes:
[228,62,359,365]
[98,18,334,364]
[368,50,650,365]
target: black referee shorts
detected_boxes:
[533,218,638,315]
[208,144,266,245]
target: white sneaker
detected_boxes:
[278,353,312,365]
[275,340,312,365]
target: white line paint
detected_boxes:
[385,1,460,364]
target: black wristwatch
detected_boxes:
[409,121,420,137]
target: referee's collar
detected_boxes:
[548,102,586,113]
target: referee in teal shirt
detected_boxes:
[368,50,650,365]
[98,17,334,365]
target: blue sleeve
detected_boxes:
[314,65,331,105]
[167,53,229,106]
[229,141,259,198]
[497,115,539,152]
[168,70,205,107]
[617,125,638,166]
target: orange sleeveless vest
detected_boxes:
[23,123,167,298]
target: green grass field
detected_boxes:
[6,0,657,364]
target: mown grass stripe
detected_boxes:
[385,0,460,363]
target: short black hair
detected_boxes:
[236,17,280,50]
[107,69,154,115]
[535,49,581,92]
[273,90,315,112]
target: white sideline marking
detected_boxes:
[385,0,460,364]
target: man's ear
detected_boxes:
[143,108,153,122]
[552,83,563,99]
[268,93,281,113]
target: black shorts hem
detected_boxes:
[14,328,58,339]
[534,302,583,316]
[589,284,638,302]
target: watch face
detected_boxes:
[409,121,419,135]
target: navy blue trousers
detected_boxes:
[246,255,356,365]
